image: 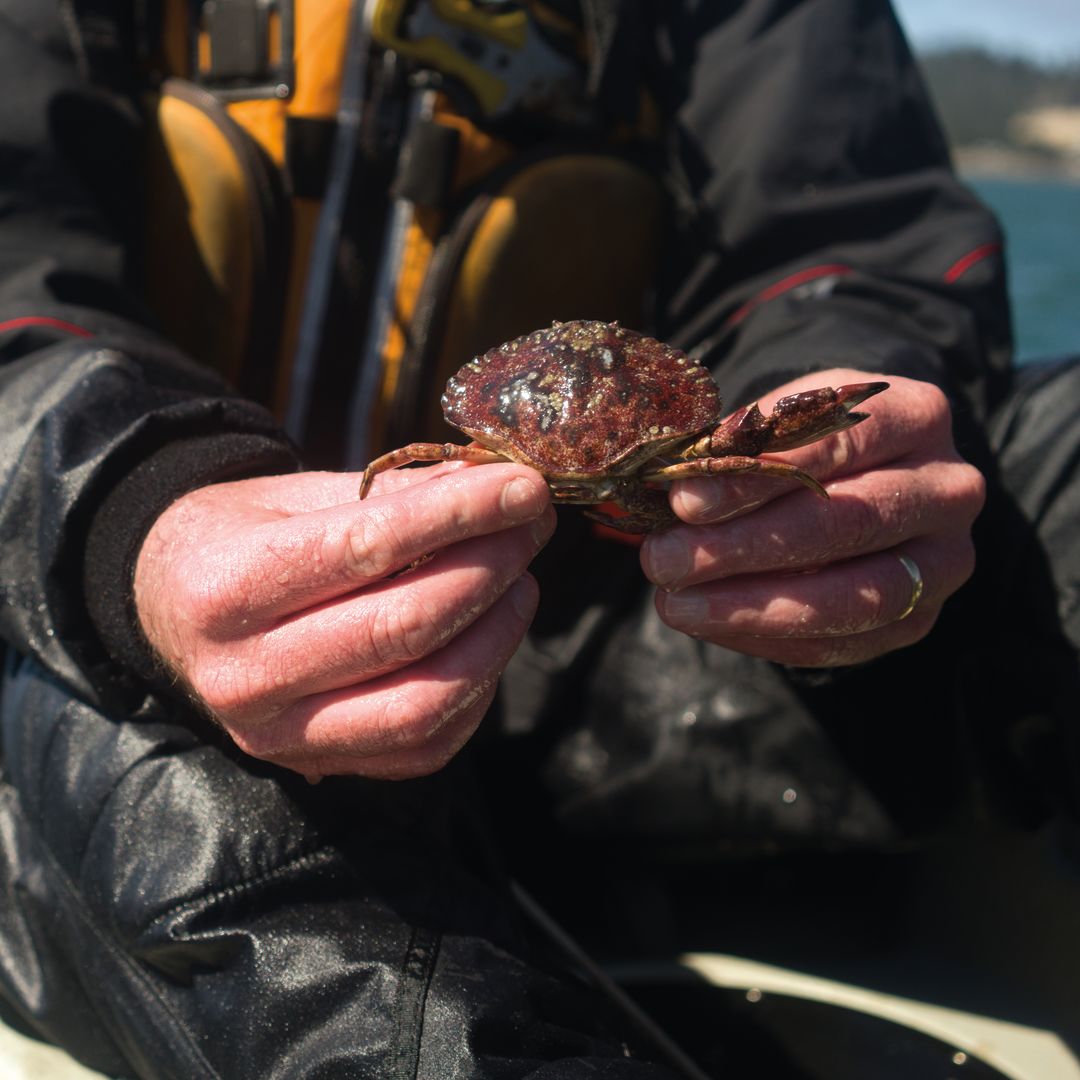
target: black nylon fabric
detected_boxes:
[0,651,673,1078]
[0,0,1077,1077]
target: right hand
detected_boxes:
[134,463,554,780]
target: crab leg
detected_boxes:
[688,381,889,459]
[642,381,887,497]
[642,454,828,497]
[359,442,509,498]
[585,484,678,533]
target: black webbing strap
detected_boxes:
[578,0,644,123]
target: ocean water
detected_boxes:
[967,176,1080,363]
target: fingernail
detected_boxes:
[675,487,720,521]
[660,590,707,625]
[510,576,538,621]
[645,532,690,588]
[501,476,544,522]
[677,487,763,523]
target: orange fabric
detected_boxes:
[266,0,354,413]
[227,98,287,164]
[404,154,664,444]
[144,2,665,450]
[142,92,255,380]
[291,0,352,118]
[161,0,189,77]
[433,98,516,190]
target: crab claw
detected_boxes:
[701,381,889,458]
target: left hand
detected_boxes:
[134,462,554,780]
[640,369,986,666]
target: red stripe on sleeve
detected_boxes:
[943,242,1002,284]
[726,263,853,327]
[0,316,95,338]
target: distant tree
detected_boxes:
[916,48,1080,149]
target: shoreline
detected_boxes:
[953,143,1080,183]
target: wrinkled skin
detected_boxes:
[134,362,981,782]
[135,464,555,780]
[642,369,986,667]
[360,321,888,532]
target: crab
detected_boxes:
[359,320,887,532]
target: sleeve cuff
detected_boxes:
[82,431,300,686]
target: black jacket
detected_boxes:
[0,2,1029,1077]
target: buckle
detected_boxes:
[195,0,296,100]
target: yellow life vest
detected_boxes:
[141,0,664,459]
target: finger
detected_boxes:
[680,612,938,667]
[753,371,952,476]
[643,460,982,590]
[235,461,472,516]
[201,464,551,629]
[670,373,951,525]
[298,682,502,782]
[196,518,553,721]
[230,575,539,777]
[654,536,973,660]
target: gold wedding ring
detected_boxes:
[896,554,924,621]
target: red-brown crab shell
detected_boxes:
[440,320,721,476]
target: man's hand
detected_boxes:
[640,370,985,666]
[134,463,554,780]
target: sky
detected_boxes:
[891,0,1080,63]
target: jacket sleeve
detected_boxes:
[651,0,1012,445]
[498,0,1020,845]
[0,2,299,707]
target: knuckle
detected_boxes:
[360,596,447,671]
[900,379,953,436]
[916,379,951,420]
[924,459,986,530]
[171,561,248,637]
[193,653,271,720]
[821,491,881,558]
[399,596,452,657]
[343,510,400,581]
[341,505,416,583]
[372,691,443,754]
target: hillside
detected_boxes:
[916,48,1080,177]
